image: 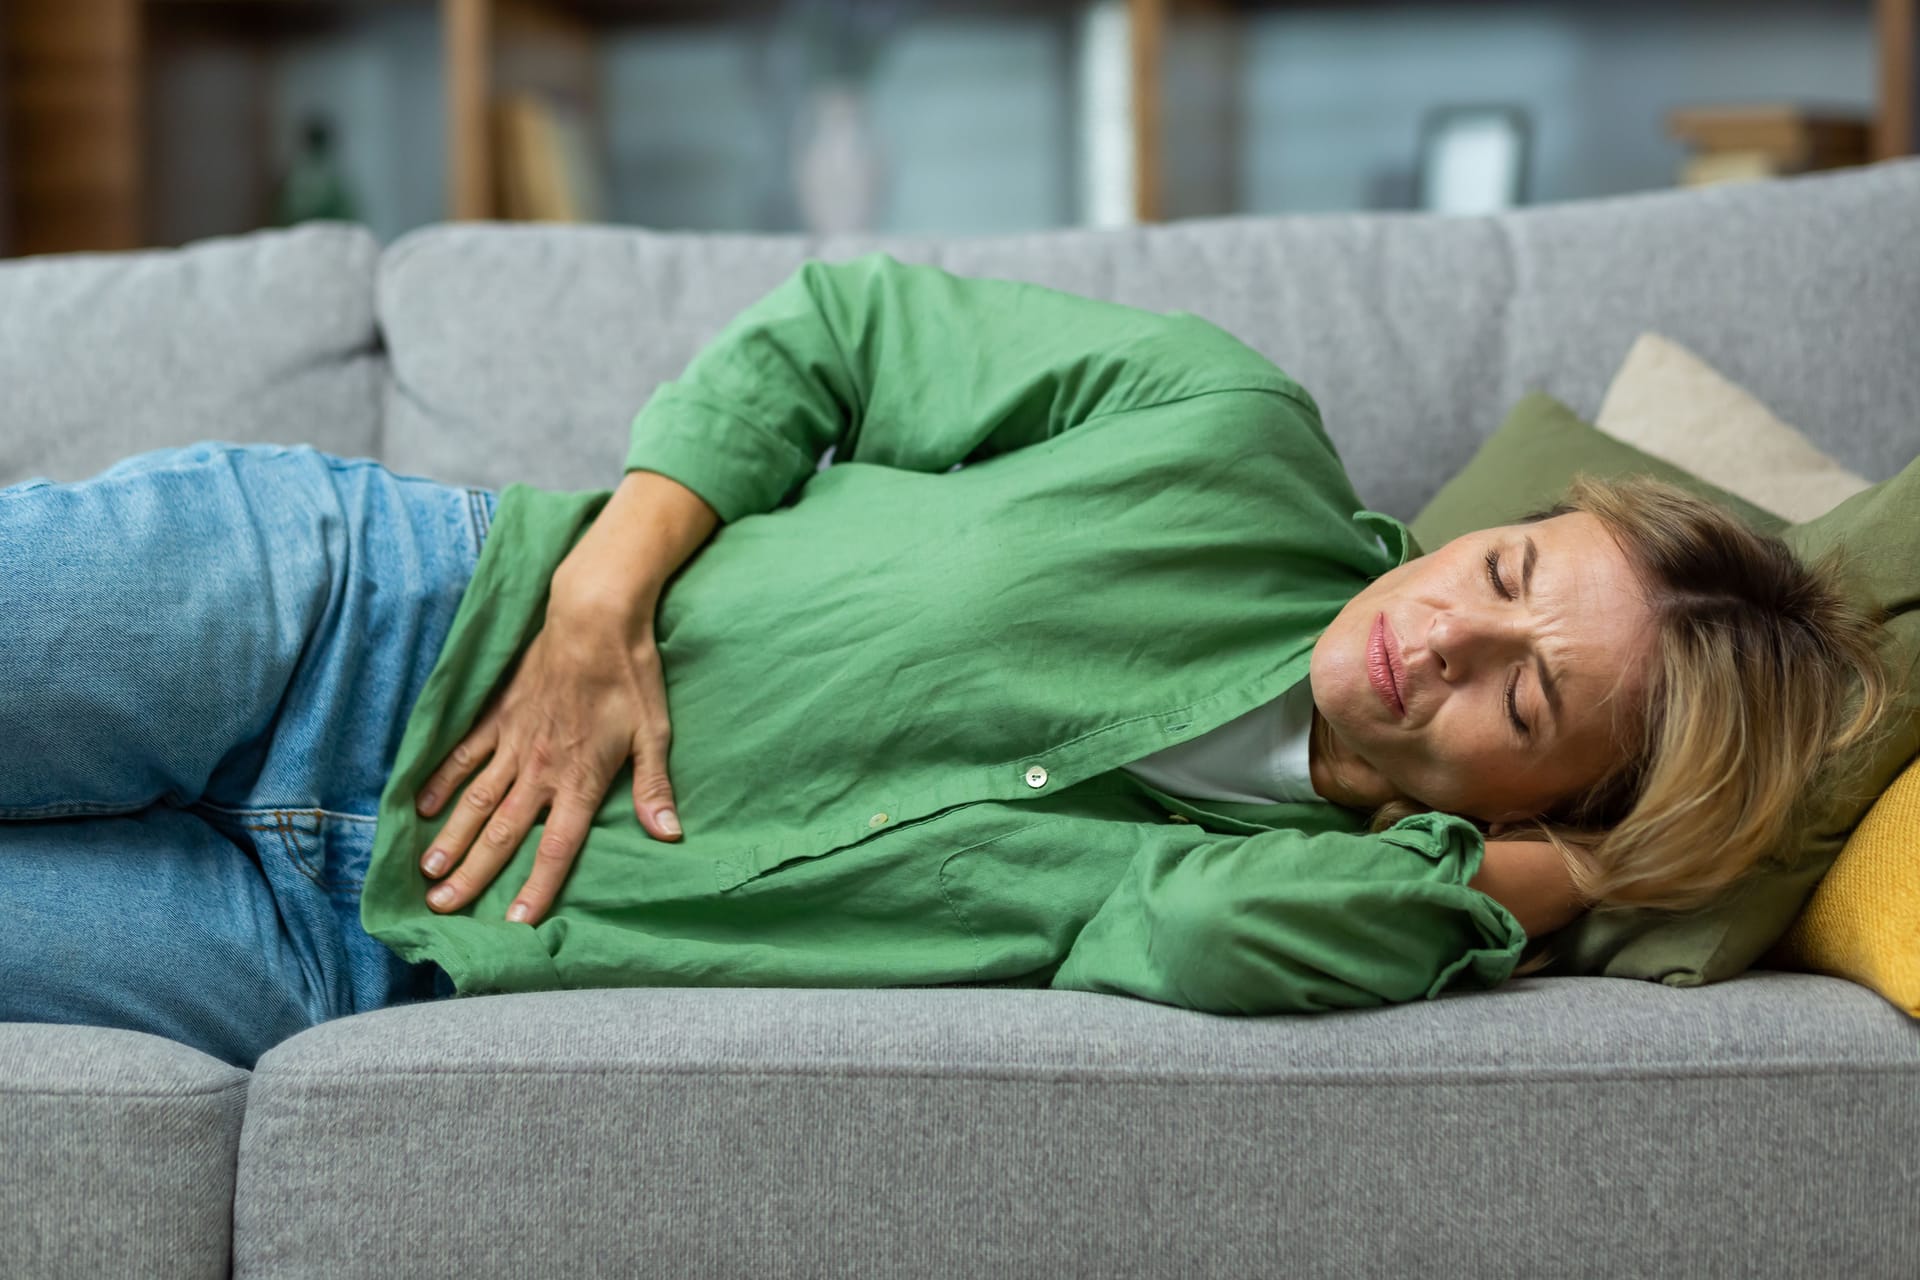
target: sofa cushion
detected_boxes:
[0,222,382,487]
[374,217,1510,505]
[1766,752,1920,1016]
[0,1023,247,1280]
[235,977,1920,1280]
[1492,160,1920,497]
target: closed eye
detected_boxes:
[1483,547,1511,600]
[1505,671,1530,738]
[1485,547,1532,737]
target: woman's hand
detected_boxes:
[408,468,719,927]
[412,593,680,925]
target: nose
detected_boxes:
[1427,605,1528,683]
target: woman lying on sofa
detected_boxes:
[0,253,1889,1070]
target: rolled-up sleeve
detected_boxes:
[1049,812,1527,1014]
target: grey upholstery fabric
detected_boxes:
[0,222,382,487]
[377,159,1920,518]
[1,1025,247,1280]
[235,978,1920,1279]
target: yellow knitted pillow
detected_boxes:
[1763,752,1920,1016]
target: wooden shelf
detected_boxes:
[2,0,1914,255]
[1881,0,1917,157]
[2,0,144,254]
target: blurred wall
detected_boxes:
[271,8,444,245]
[600,12,1077,234]
[139,0,1877,244]
[1239,0,1876,212]
[147,7,444,248]
[600,27,768,233]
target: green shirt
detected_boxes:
[361,253,1526,1013]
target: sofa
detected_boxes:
[4,160,1918,1280]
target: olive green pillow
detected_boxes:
[1411,391,1920,986]
[1410,390,1787,551]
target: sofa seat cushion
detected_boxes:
[234,978,1920,1280]
[0,1023,247,1280]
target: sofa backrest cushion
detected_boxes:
[376,159,1920,519]
[0,222,382,487]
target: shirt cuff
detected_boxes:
[624,399,819,524]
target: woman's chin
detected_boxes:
[1310,715,1399,811]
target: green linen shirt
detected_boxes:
[360,252,1526,1013]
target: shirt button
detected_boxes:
[869,812,890,828]
[1167,813,1192,824]
[1024,765,1049,789]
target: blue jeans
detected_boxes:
[0,443,495,1069]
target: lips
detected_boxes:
[1367,611,1407,718]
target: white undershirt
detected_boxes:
[1119,675,1321,805]
[1118,533,1383,807]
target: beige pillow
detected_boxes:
[1595,333,1872,522]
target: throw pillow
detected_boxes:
[1596,333,1873,523]
[1409,390,1787,553]
[1409,393,1920,987]
[1762,753,1920,1017]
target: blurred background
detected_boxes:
[0,0,1914,257]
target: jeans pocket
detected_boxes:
[199,804,377,906]
[195,800,444,1017]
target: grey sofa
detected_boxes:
[5,161,1919,1280]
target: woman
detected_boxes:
[0,254,1888,1069]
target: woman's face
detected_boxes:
[1309,511,1657,825]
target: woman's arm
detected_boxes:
[411,256,1315,927]
[620,251,1316,524]
[548,468,720,621]
[1051,812,1529,1014]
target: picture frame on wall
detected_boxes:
[1416,104,1532,214]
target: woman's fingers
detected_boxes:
[419,752,519,890]
[509,790,600,925]
[425,775,545,914]
[632,725,680,840]
[415,717,500,818]
[626,640,679,840]
[412,603,681,919]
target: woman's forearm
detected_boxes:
[549,469,720,624]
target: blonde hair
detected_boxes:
[1372,474,1892,978]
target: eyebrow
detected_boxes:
[1520,535,1565,729]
